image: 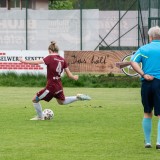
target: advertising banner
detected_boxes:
[0,50,64,74]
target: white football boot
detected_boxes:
[77,94,91,100]
[30,116,44,120]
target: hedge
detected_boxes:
[0,72,141,88]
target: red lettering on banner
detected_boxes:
[0,62,43,70]
[0,53,6,55]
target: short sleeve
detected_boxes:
[43,55,51,65]
[131,49,142,63]
[63,59,68,69]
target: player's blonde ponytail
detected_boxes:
[48,41,59,52]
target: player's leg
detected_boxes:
[142,113,152,148]
[156,116,160,149]
[141,80,153,148]
[31,95,44,120]
[56,96,77,105]
[55,92,91,105]
[152,78,160,149]
[30,88,51,120]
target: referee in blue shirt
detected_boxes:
[131,26,160,149]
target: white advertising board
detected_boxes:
[0,50,64,75]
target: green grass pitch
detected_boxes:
[0,87,160,160]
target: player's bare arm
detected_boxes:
[64,68,78,80]
[115,62,131,69]
[18,57,44,65]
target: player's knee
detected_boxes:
[56,99,64,105]
[32,96,39,103]
[58,101,64,105]
[32,99,37,103]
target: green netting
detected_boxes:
[139,0,160,46]
[1,0,160,51]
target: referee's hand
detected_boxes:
[143,74,154,81]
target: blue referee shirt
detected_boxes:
[131,40,160,80]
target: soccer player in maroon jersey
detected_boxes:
[19,41,91,120]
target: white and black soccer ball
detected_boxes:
[43,109,54,120]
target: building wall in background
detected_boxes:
[0,0,48,10]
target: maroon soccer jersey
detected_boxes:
[38,54,68,101]
[43,54,68,84]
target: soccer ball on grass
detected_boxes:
[43,109,54,120]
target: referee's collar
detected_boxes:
[151,40,160,42]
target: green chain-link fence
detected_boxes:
[0,0,160,50]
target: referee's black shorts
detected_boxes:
[141,78,160,116]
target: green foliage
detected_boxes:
[107,72,115,77]
[49,0,138,10]
[0,72,46,87]
[0,72,141,88]
[49,0,73,10]
[62,74,141,88]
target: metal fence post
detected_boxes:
[138,0,140,48]
[80,0,82,50]
[26,0,28,50]
[118,0,121,48]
